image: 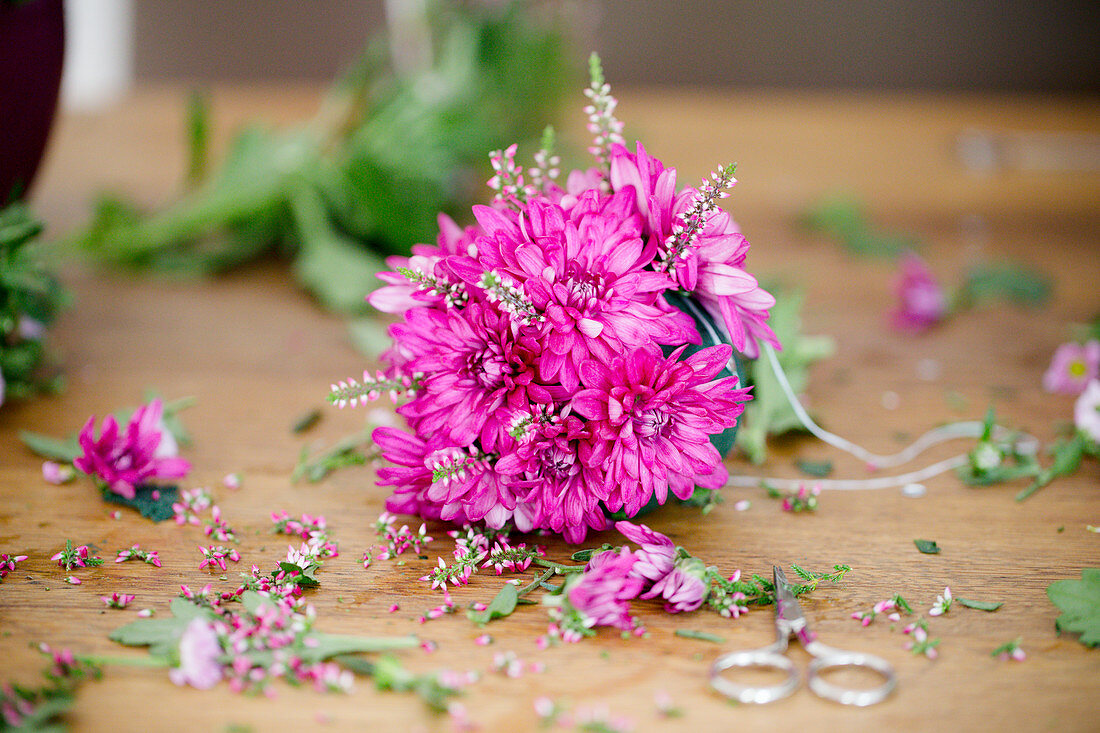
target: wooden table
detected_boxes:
[2,86,1098,731]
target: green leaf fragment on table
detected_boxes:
[1016,433,1086,502]
[957,597,1003,612]
[800,196,918,259]
[914,539,941,554]
[1047,563,1100,647]
[795,459,833,477]
[674,629,726,643]
[467,583,518,625]
[954,262,1053,309]
[103,484,180,522]
[291,408,322,434]
[297,633,418,663]
[1047,568,1100,647]
[18,429,81,462]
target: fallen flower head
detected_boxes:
[74,399,190,499]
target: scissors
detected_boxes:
[709,566,896,706]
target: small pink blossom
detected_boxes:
[929,587,952,616]
[42,461,75,485]
[102,592,135,609]
[169,618,222,689]
[0,553,27,580]
[73,399,191,499]
[65,576,81,585]
[1074,379,1100,443]
[890,252,947,333]
[222,472,242,490]
[1044,341,1100,395]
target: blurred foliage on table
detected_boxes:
[736,284,835,464]
[0,203,67,405]
[69,1,576,314]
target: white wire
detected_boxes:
[668,293,1039,493]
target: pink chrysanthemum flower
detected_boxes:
[453,193,697,391]
[566,547,644,631]
[572,344,751,516]
[169,618,222,689]
[644,556,709,613]
[496,413,608,543]
[614,521,676,583]
[391,300,551,448]
[609,142,778,358]
[890,252,947,333]
[373,428,518,528]
[73,399,190,499]
[1044,340,1100,395]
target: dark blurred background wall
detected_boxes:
[134,0,1099,92]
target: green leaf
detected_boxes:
[1047,568,1100,647]
[956,597,1003,612]
[103,484,180,523]
[795,458,833,477]
[674,629,726,643]
[299,632,419,664]
[734,286,834,464]
[109,608,204,658]
[291,408,322,434]
[914,539,941,554]
[18,430,81,462]
[467,583,518,625]
[955,262,1052,309]
[1017,433,1086,501]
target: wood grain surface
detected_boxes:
[2,86,1098,732]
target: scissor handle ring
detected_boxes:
[709,649,800,704]
[806,648,897,707]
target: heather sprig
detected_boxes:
[51,540,103,570]
[0,644,101,731]
[172,487,213,526]
[527,125,561,192]
[903,620,940,659]
[102,592,135,609]
[203,505,238,543]
[396,265,469,308]
[583,52,624,181]
[991,637,1026,661]
[658,164,737,272]
[328,371,422,408]
[487,143,534,207]
[0,552,28,581]
[477,270,543,325]
[198,545,241,572]
[115,544,162,568]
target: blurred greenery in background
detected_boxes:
[70,1,577,314]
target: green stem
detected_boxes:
[516,567,557,598]
[77,654,170,668]
[533,558,585,575]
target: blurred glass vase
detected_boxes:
[0,0,65,203]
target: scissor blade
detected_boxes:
[772,566,807,625]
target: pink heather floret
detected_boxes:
[73,399,191,499]
[169,618,222,689]
[1074,379,1100,442]
[890,252,947,333]
[568,547,644,631]
[1045,341,1100,396]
